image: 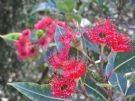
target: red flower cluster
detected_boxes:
[49,53,86,79]
[107,33,132,52]
[35,16,71,49]
[63,59,86,80]
[48,50,70,69]
[87,19,132,52]
[34,16,83,98]
[16,29,37,60]
[87,19,116,44]
[15,16,133,99]
[50,75,76,98]
[49,54,86,98]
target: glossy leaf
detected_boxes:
[109,73,127,95]
[105,52,117,76]
[36,47,55,66]
[1,33,20,41]
[81,35,100,54]
[84,83,107,101]
[126,82,135,97]
[84,70,107,101]
[54,25,65,52]
[0,33,19,48]
[113,47,135,74]
[31,0,56,14]
[116,74,127,95]
[8,82,66,101]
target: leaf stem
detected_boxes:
[100,44,105,71]
[80,79,93,100]
[81,50,105,81]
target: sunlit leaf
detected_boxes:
[1,33,20,41]
[55,0,75,12]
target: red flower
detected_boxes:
[16,37,30,50]
[87,19,116,44]
[63,59,86,79]
[21,28,31,39]
[17,50,29,60]
[59,30,73,46]
[34,16,53,30]
[37,20,68,48]
[48,50,70,69]
[50,75,76,98]
[56,20,68,30]
[108,33,132,52]
[37,36,46,47]
[37,34,53,48]
[27,45,37,58]
[16,29,37,60]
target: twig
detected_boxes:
[82,50,105,81]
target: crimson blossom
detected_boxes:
[50,75,76,98]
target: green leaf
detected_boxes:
[1,33,20,41]
[54,25,65,51]
[8,82,66,101]
[81,35,100,54]
[84,83,107,101]
[0,33,19,48]
[31,0,56,14]
[126,82,135,97]
[35,30,45,39]
[116,74,127,95]
[113,47,135,74]
[96,83,112,88]
[105,52,117,76]
[84,70,107,101]
[56,0,75,12]
[109,73,127,95]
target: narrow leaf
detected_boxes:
[1,33,20,41]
